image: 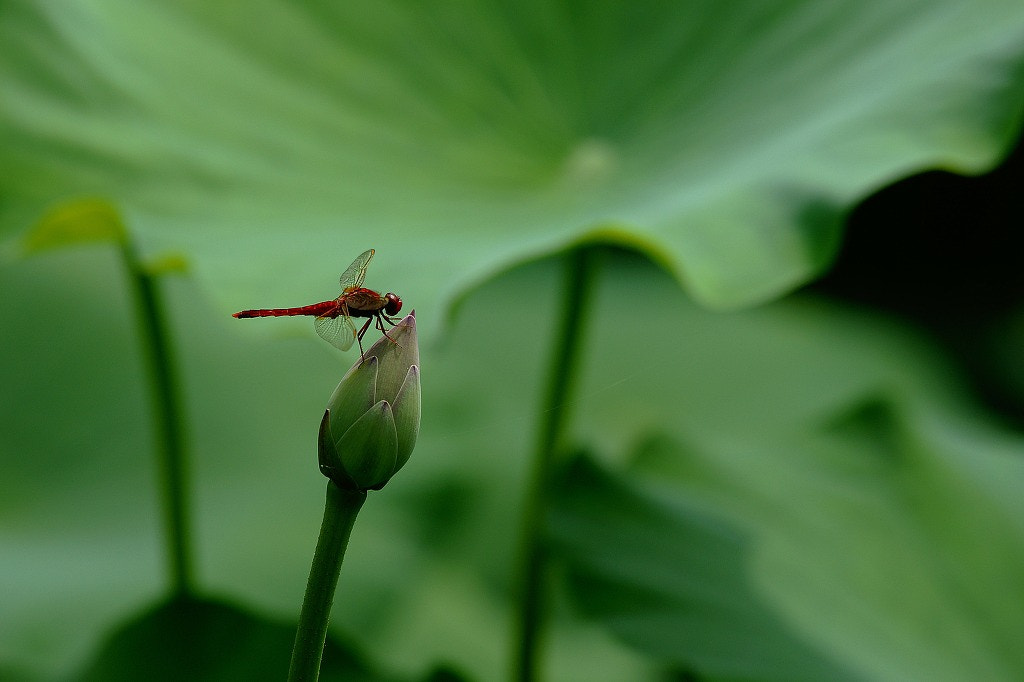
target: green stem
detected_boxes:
[120,237,194,597]
[289,482,367,682]
[512,246,600,682]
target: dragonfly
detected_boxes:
[232,249,403,357]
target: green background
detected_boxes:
[3,1,1024,680]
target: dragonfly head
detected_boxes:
[384,292,403,316]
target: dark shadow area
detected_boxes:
[811,130,1024,425]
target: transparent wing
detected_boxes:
[338,248,374,293]
[314,313,357,352]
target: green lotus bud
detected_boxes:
[318,313,420,491]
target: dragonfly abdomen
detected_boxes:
[232,300,337,318]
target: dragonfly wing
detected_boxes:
[314,313,357,352]
[338,249,374,293]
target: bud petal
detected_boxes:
[317,409,358,490]
[391,365,421,474]
[328,355,378,441]
[335,400,398,490]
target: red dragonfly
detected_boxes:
[233,248,402,356]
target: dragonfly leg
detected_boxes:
[376,313,403,347]
[355,316,374,358]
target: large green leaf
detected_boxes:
[3,1,1024,316]
[549,454,863,681]
[551,408,1024,681]
[550,404,1024,680]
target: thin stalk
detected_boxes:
[512,246,600,682]
[120,237,194,596]
[289,482,367,682]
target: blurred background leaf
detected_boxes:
[3,1,1024,681]
[551,407,1024,681]
[548,454,863,682]
[20,198,125,254]
[2,1,1023,314]
[74,594,378,682]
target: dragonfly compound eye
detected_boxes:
[385,293,403,316]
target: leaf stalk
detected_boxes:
[512,246,600,682]
[120,236,194,596]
